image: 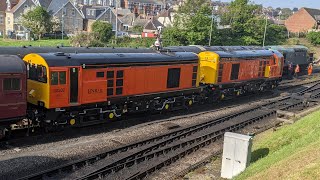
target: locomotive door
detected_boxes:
[69,68,79,103]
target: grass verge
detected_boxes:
[235,110,320,180]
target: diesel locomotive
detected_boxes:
[0,48,284,138]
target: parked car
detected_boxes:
[43,31,68,39]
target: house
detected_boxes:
[122,0,166,16]
[48,0,85,34]
[285,7,320,33]
[5,0,53,36]
[76,0,115,6]
[157,9,173,27]
[0,0,15,35]
[84,6,124,32]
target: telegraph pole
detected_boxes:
[263,15,267,47]
[62,10,65,40]
[115,0,118,40]
[209,5,214,46]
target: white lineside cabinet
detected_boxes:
[221,132,253,179]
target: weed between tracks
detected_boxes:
[236,110,320,180]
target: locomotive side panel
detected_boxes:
[79,64,198,105]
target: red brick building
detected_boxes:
[285,8,320,33]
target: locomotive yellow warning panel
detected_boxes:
[198,51,220,84]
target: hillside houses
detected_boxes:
[2,0,176,38]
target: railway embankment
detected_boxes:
[236,109,320,180]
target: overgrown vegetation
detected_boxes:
[162,0,217,46]
[235,110,320,180]
[306,31,320,45]
[91,20,113,43]
[21,6,60,40]
[70,21,113,47]
[0,39,70,47]
[162,0,287,46]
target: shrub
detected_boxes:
[306,31,320,45]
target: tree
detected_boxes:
[220,0,287,46]
[280,8,293,20]
[21,6,52,40]
[307,32,320,45]
[162,0,218,46]
[91,21,113,43]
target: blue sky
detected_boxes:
[220,0,320,9]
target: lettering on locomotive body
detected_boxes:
[88,89,103,94]
[53,88,65,93]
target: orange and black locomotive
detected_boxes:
[0,47,284,137]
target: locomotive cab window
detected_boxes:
[167,68,181,88]
[51,71,66,85]
[230,64,240,80]
[27,63,47,83]
[3,78,21,91]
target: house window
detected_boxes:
[0,15,3,25]
[71,8,76,16]
[63,8,67,15]
[167,68,181,88]
[3,78,21,91]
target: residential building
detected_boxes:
[84,6,123,32]
[285,7,320,33]
[157,9,172,27]
[122,0,166,15]
[76,0,115,6]
[0,0,13,35]
[48,0,85,34]
[5,0,50,36]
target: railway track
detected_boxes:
[2,75,318,148]
[19,82,320,180]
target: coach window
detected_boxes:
[3,78,21,91]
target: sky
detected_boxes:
[220,0,320,9]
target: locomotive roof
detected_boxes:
[266,45,308,52]
[0,55,26,73]
[0,46,156,58]
[214,50,274,58]
[165,45,266,53]
[34,52,198,67]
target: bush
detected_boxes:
[91,21,113,43]
[306,31,320,45]
[70,32,105,47]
